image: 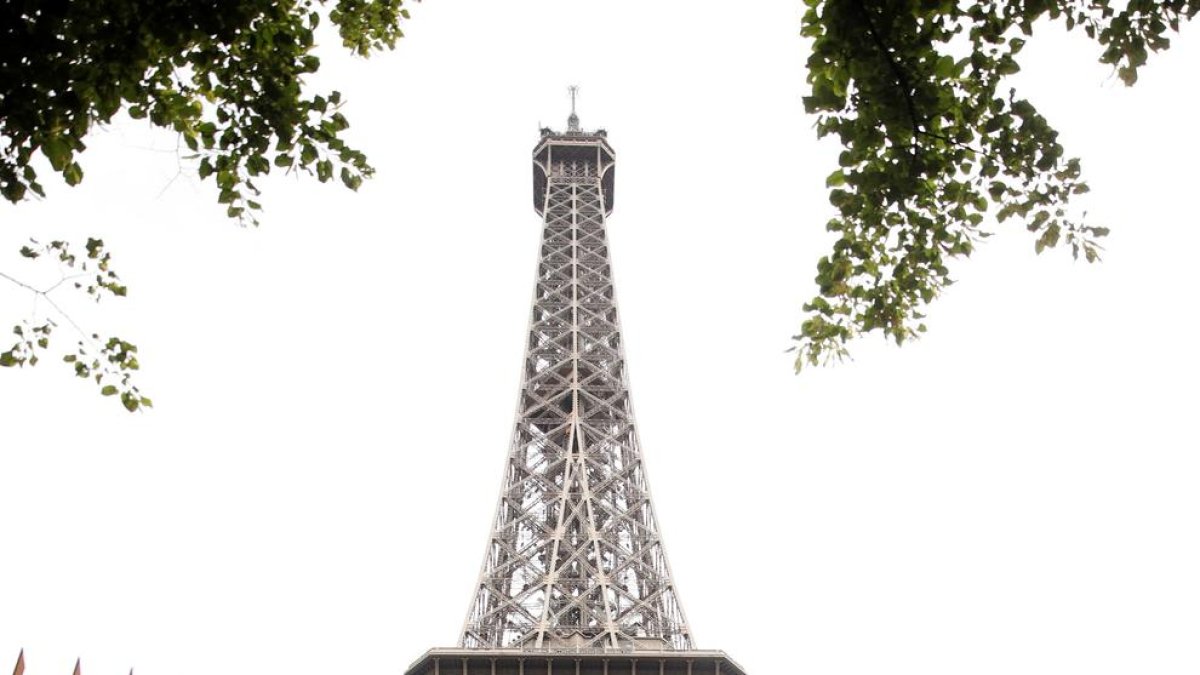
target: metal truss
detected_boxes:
[460,123,693,653]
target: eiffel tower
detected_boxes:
[403,92,746,675]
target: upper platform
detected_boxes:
[532,125,616,216]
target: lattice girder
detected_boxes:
[461,129,693,653]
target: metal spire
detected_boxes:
[567,85,580,132]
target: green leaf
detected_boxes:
[63,162,83,186]
[934,55,956,78]
[101,385,118,396]
[996,58,1021,76]
[300,143,318,165]
[42,135,71,171]
[339,168,362,191]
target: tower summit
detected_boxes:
[403,93,746,675]
[566,85,581,132]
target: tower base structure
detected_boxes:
[403,649,747,675]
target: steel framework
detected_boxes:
[459,109,694,654]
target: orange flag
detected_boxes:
[12,649,25,675]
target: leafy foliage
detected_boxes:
[794,0,1196,368]
[0,0,411,216]
[1,239,151,411]
[0,0,411,410]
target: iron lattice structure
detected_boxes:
[460,112,694,653]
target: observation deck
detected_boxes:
[532,126,616,216]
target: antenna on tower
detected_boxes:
[567,85,580,132]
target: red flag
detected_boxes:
[12,649,25,675]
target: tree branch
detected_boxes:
[850,0,924,144]
[1,268,92,343]
[0,270,39,294]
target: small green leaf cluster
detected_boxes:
[0,0,413,220]
[794,0,1194,369]
[63,335,151,412]
[1,239,148,411]
[0,319,57,368]
[331,0,411,56]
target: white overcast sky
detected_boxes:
[2,3,1198,675]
